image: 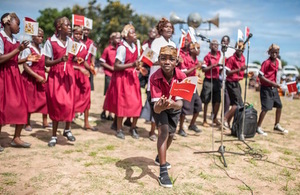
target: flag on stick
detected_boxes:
[24,17,39,36]
[88,44,97,56]
[245,26,250,45]
[72,14,85,26]
[139,47,158,67]
[84,17,93,29]
[169,76,198,102]
[237,29,244,43]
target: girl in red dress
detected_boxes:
[103,24,142,139]
[21,28,51,131]
[44,17,76,147]
[0,13,34,150]
[71,26,96,130]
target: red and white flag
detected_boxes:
[287,81,297,94]
[188,27,197,43]
[177,30,186,58]
[170,76,198,102]
[67,40,81,55]
[237,29,244,43]
[84,17,93,29]
[72,14,85,26]
[245,26,250,38]
[88,44,97,56]
[139,47,158,67]
[24,17,39,36]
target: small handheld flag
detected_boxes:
[139,47,158,67]
[169,76,198,102]
[237,29,244,43]
[287,81,297,94]
[24,17,39,36]
[88,44,97,56]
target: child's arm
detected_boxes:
[45,55,68,67]
[153,96,183,114]
[259,74,280,88]
[114,59,140,71]
[226,65,246,76]
[23,63,46,83]
[0,40,29,65]
[184,61,202,76]
[100,61,114,71]
[73,64,90,77]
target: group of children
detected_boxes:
[0,13,289,188]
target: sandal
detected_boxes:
[149,134,157,141]
[63,130,76,142]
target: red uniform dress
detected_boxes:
[22,45,48,114]
[71,42,91,113]
[0,31,28,124]
[85,38,95,65]
[100,44,117,77]
[103,41,142,117]
[44,35,75,122]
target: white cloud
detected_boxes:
[209,9,235,18]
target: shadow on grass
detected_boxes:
[116,156,157,183]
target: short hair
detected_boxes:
[156,18,174,36]
[110,32,121,39]
[221,35,230,43]
[54,16,62,30]
[73,25,83,32]
[121,24,135,38]
[268,43,280,52]
[57,17,69,29]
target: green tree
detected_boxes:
[252,60,261,65]
[281,59,288,67]
[37,0,158,53]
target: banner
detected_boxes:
[188,27,197,43]
[24,17,38,36]
[170,76,198,102]
[139,47,158,67]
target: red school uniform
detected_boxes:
[202,51,221,79]
[178,49,189,70]
[44,35,75,122]
[259,58,279,87]
[180,53,198,77]
[69,42,91,113]
[0,31,28,124]
[21,45,48,114]
[225,53,245,82]
[100,44,117,77]
[103,41,142,117]
[150,68,187,102]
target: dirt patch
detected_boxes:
[1,74,299,194]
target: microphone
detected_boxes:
[243,33,253,45]
[195,33,210,42]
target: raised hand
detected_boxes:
[18,40,29,51]
[27,54,41,62]
[77,57,84,64]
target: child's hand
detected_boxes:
[139,66,148,76]
[27,54,41,62]
[157,95,169,109]
[133,60,142,68]
[18,40,29,51]
[196,62,202,69]
[80,67,90,77]
[240,65,247,71]
[60,55,68,62]
[36,76,46,83]
[77,57,84,64]
[90,65,96,75]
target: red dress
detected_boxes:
[70,43,91,112]
[45,36,75,122]
[103,43,142,117]
[22,46,48,114]
[0,33,28,124]
[85,38,94,64]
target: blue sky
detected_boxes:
[1,0,300,66]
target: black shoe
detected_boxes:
[107,115,114,121]
[110,122,117,131]
[48,137,57,147]
[188,124,202,133]
[116,130,125,139]
[130,128,139,139]
[178,129,187,137]
[154,155,171,169]
[123,118,132,127]
[100,112,106,120]
[63,130,76,142]
[158,170,173,188]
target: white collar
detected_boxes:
[29,43,44,55]
[50,34,71,48]
[0,30,18,44]
[123,40,136,53]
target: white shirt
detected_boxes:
[146,36,176,91]
[0,30,18,55]
[21,43,44,66]
[115,40,136,64]
[44,34,71,59]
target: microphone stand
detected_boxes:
[194,35,246,167]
